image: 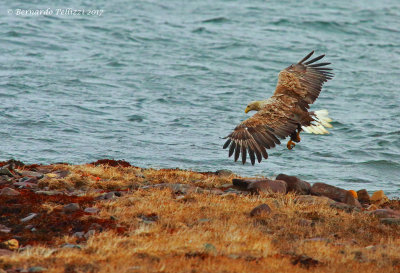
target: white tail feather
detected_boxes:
[301,109,333,135]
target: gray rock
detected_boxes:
[215,169,233,176]
[63,203,80,213]
[0,224,11,233]
[21,213,38,222]
[204,243,216,252]
[0,187,20,196]
[84,207,100,214]
[35,190,63,195]
[0,167,14,177]
[250,204,272,217]
[84,229,96,239]
[61,243,82,249]
[21,171,44,179]
[276,174,311,195]
[73,232,85,238]
[28,266,47,272]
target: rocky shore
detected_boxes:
[0,159,399,273]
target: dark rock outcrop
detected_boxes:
[275,174,311,195]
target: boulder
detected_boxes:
[250,204,272,217]
[311,183,348,203]
[233,178,287,194]
[343,191,362,208]
[357,189,370,204]
[370,190,389,205]
[275,174,311,195]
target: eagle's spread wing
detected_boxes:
[223,104,299,165]
[223,51,334,165]
[274,50,334,110]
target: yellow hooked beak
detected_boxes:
[245,107,250,114]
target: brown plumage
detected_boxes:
[223,51,334,165]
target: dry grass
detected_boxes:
[1,163,400,273]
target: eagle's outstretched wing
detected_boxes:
[273,50,334,110]
[223,51,334,165]
[223,101,299,165]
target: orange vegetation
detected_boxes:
[0,162,399,273]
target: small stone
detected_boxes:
[21,171,44,179]
[380,218,400,225]
[28,266,47,272]
[370,190,389,205]
[62,243,82,249]
[14,181,38,188]
[103,192,116,200]
[250,204,272,217]
[63,203,80,213]
[0,167,14,177]
[0,187,20,196]
[35,190,63,195]
[84,229,96,239]
[84,207,100,214]
[275,174,311,195]
[204,243,216,252]
[199,218,211,223]
[368,209,400,218]
[215,169,233,176]
[73,232,85,238]
[21,213,38,222]
[0,224,11,233]
[0,239,19,250]
[298,219,313,227]
[357,189,370,204]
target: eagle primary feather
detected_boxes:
[223,51,334,165]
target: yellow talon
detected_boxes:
[287,140,296,150]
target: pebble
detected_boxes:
[215,169,233,176]
[63,203,80,212]
[84,229,96,239]
[0,224,11,233]
[250,204,272,217]
[0,187,20,196]
[204,243,217,252]
[21,213,38,222]
[28,266,47,272]
[0,239,19,250]
[275,174,311,195]
[73,231,85,238]
[61,243,82,249]
[20,171,44,179]
[84,207,100,214]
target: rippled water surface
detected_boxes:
[1,0,399,195]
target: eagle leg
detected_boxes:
[287,139,296,150]
[287,126,302,150]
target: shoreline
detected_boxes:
[0,159,399,272]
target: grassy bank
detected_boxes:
[0,160,399,273]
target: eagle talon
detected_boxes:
[287,140,296,150]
